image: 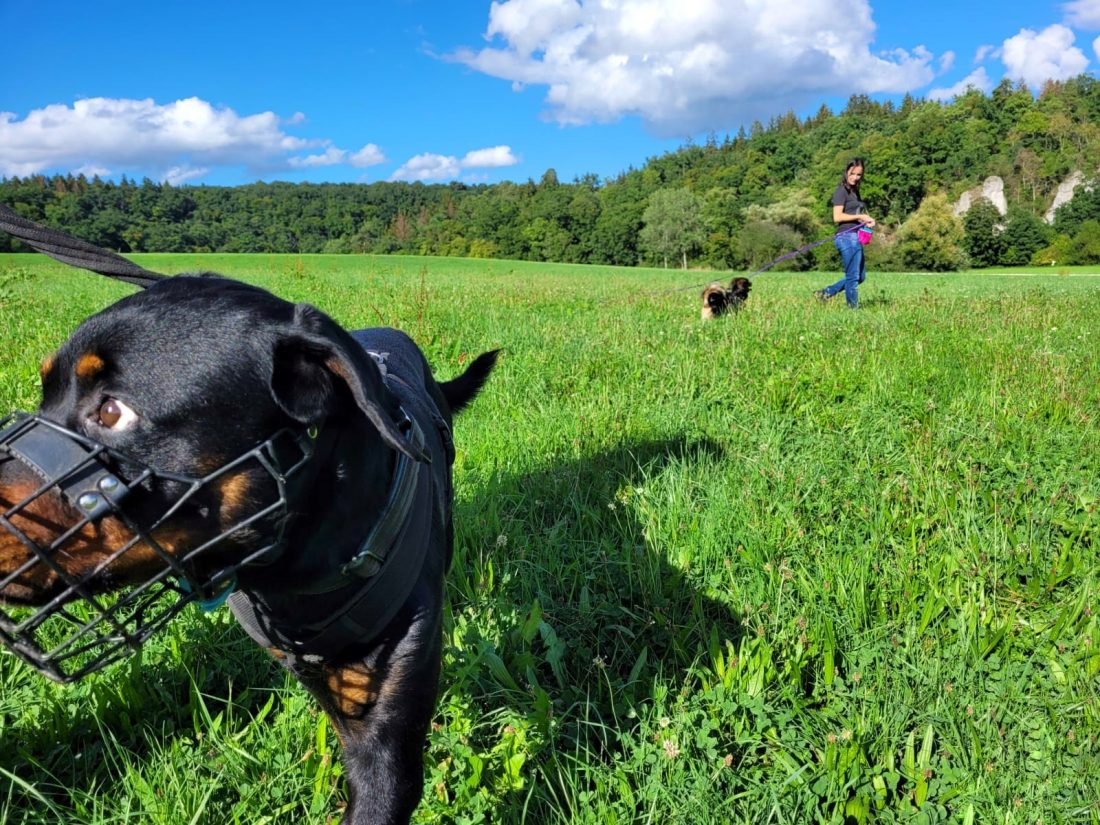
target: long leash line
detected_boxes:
[2,202,863,297]
[659,223,863,295]
[0,204,165,287]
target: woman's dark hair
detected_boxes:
[840,158,865,192]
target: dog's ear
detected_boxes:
[270,303,427,462]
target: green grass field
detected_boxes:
[1,254,1098,824]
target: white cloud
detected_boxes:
[928,67,992,101]
[163,165,209,186]
[452,0,936,135]
[1062,0,1100,28]
[0,96,382,182]
[1094,33,1100,60]
[391,145,520,182]
[974,44,997,63]
[349,143,386,168]
[461,145,519,167]
[73,163,112,179]
[1001,24,1090,88]
[289,146,349,168]
[938,51,956,73]
[391,153,462,182]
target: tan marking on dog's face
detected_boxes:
[192,451,230,476]
[0,471,203,605]
[0,478,140,602]
[0,479,43,592]
[325,662,379,718]
[75,353,106,381]
[216,471,253,524]
[39,353,57,383]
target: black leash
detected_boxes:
[0,203,165,288]
[657,224,863,296]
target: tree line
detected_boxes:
[2,76,1098,271]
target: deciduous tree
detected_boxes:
[639,188,705,269]
[896,193,968,271]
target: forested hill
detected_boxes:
[2,76,1099,270]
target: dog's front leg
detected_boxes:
[294,605,443,825]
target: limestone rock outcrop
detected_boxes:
[1044,171,1084,223]
[953,176,1007,217]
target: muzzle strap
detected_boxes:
[2,416,129,520]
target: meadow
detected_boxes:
[0,253,1098,824]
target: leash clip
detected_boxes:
[180,576,238,612]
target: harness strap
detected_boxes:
[228,462,432,664]
[228,350,445,665]
[341,415,423,578]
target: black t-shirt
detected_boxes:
[831,183,865,230]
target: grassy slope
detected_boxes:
[1,254,1098,824]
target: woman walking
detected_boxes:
[816,158,876,308]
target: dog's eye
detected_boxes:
[96,398,138,430]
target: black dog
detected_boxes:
[700,277,752,319]
[0,272,496,824]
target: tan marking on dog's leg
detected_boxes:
[325,662,379,718]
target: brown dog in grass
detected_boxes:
[701,277,752,320]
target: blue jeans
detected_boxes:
[822,232,865,308]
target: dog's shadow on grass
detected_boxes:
[2,437,746,819]
[442,436,747,807]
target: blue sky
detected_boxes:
[1,0,1098,187]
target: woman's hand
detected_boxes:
[860,215,876,227]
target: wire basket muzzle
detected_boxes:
[0,413,313,682]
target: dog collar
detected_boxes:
[227,407,434,664]
[340,411,425,579]
[329,349,427,581]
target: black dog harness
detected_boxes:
[228,348,451,667]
